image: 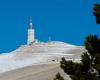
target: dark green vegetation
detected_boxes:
[54,35,100,80]
[53,73,64,80]
[93,4,100,24]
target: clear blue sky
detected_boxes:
[0,0,100,53]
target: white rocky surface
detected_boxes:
[0,41,85,73]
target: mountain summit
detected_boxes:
[0,18,85,73]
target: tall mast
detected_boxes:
[27,17,35,45]
[29,17,33,29]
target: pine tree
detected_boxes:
[54,35,100,80]
[93,4,100,24]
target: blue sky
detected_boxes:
[0,0,100,53]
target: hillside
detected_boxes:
[0,41,85,74]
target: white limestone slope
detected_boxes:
[0,41,85,73]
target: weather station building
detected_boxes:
[26,17,76,47]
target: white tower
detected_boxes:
[27,17,35,45]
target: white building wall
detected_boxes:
[27,28,35,45]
